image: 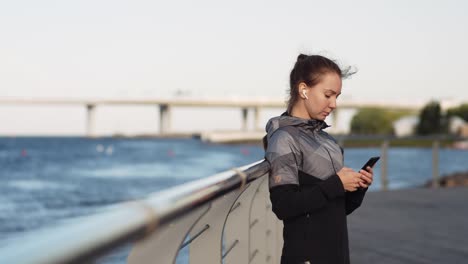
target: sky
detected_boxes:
[0,0,467,135]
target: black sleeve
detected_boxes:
[269,174,345,221]
[345,187,368,215]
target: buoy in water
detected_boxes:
[240,148,250,156]
[167,149,175,157]
[96,144,104,153]
[106,145,114,155]
[21,149,27,157]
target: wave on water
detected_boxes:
[72,151,246,180]
[8,180,75,191]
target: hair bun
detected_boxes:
[297,54,308,62]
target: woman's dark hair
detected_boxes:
[287,54,356,113]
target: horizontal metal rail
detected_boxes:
[0,160,272,264]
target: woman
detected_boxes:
[264,54,374,264]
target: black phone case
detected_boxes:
[361,156,380,171]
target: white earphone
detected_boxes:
[302,90,308,99]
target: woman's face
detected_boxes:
[302,72,342,121]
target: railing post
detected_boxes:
[432,140,440,188]
[381,140,389,191]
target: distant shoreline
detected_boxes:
[338,137,463,148]
[1,133,466,148]
[121,133,466,148]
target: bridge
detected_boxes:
[0,97,449,137]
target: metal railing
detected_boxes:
[0,160,283,264]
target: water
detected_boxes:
[0,137,467,263]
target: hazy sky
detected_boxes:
[1,0,467,135]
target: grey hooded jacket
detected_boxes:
[265,113,367,264]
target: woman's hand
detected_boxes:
[358,166,374,189]
[337,167,364,192]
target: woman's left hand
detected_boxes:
[358,166,374,188]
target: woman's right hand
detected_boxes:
[337,167,363,192]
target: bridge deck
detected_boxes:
[348,187,468,264]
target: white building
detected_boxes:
[393,115,419,137]
[449,116,467,135]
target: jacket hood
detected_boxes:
[265,112,330,139]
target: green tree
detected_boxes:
[416,101,448,135]
[350,108,413,135]
[350,108,394,135]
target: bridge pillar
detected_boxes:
[86,104,96,138]
[159,104,171,134]
[241,107,249,131]
[331,109,339,134]
[254,107,261,131]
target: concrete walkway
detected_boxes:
[348,187,468,264]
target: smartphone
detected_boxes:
[361,156,380,171]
